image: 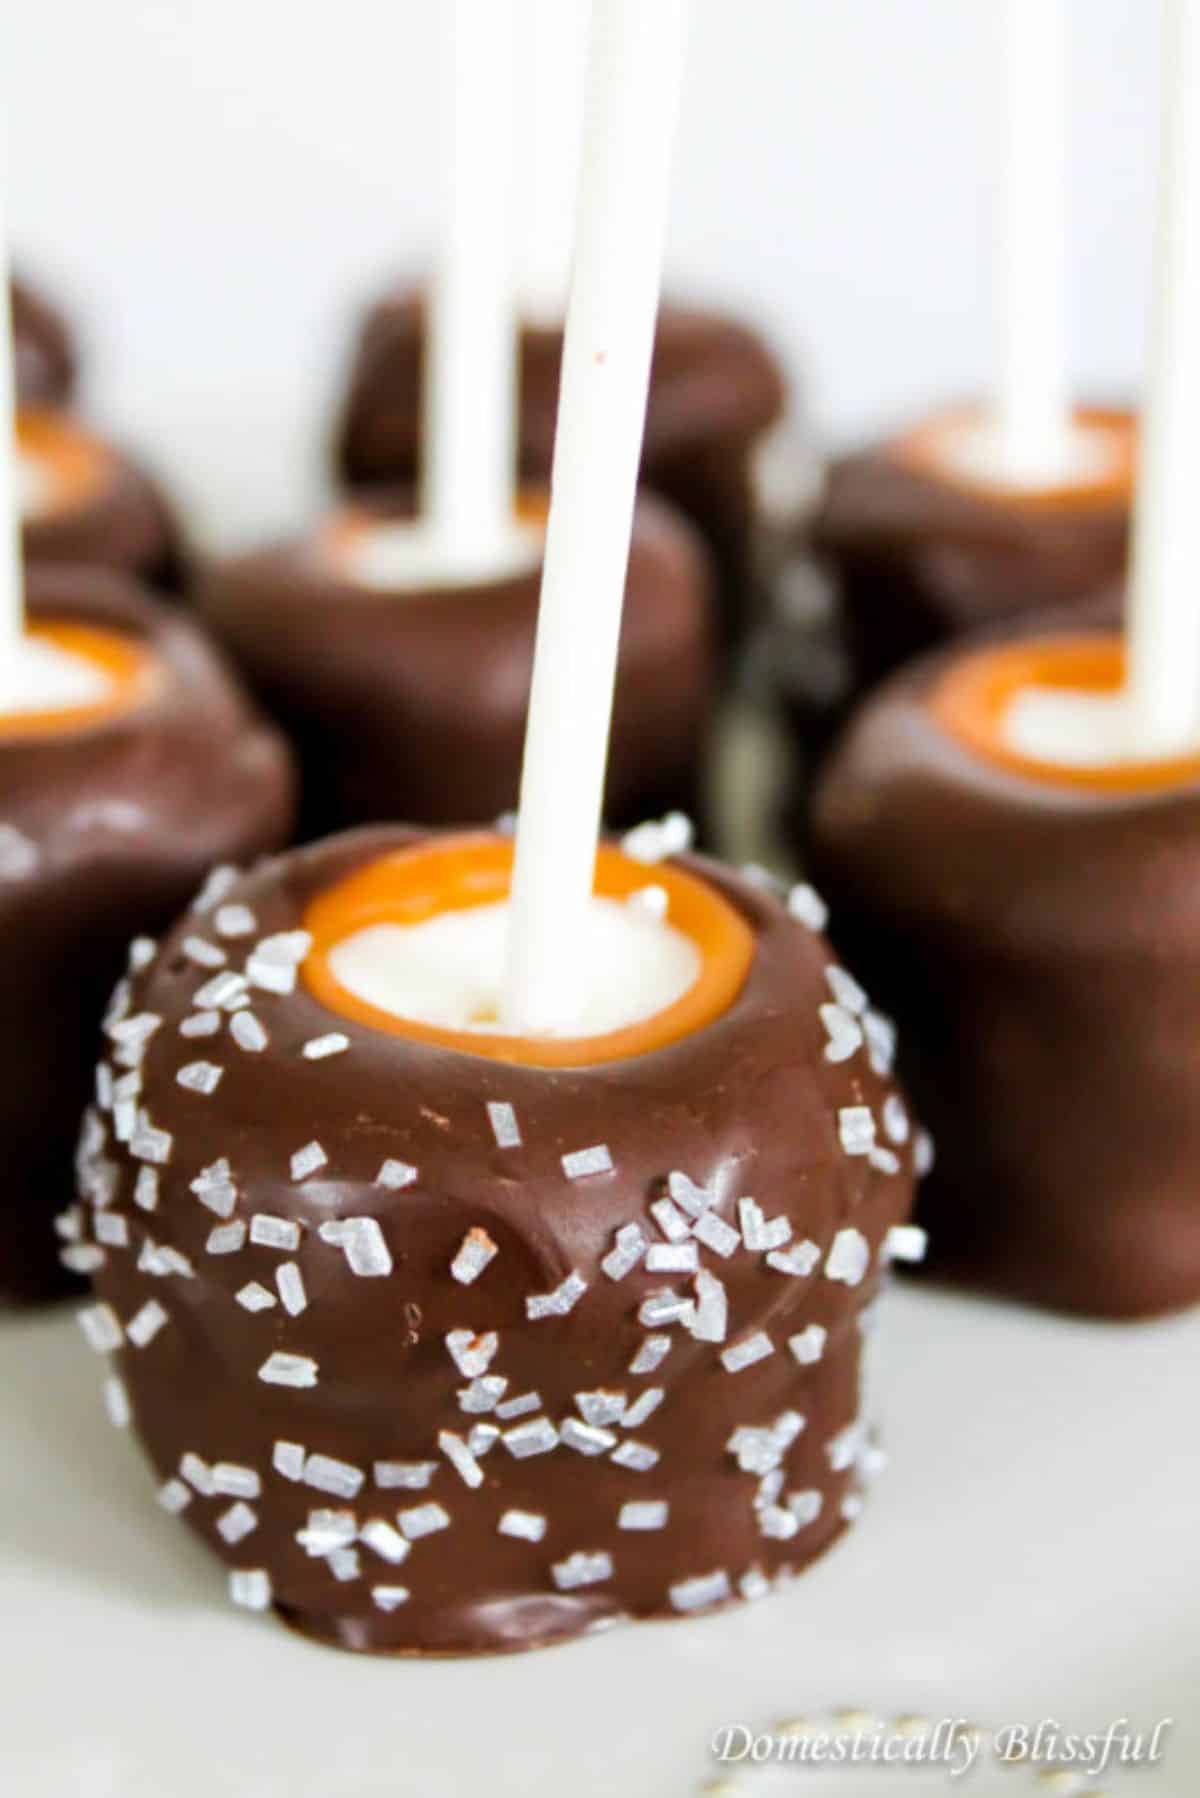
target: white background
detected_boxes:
[7,0,1161,545]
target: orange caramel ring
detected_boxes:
[302,834,756,1068]
[0,621,162,741]
[930,633,1200,795]
[18,408,115,513]
[893,405,1136,512]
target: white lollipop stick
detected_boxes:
[1126,0,1200,751]
[423,0,518,572]
[517,0,591,325]
[0,149,22,650]
[993,0,1073,484]
[503,0,687,1036]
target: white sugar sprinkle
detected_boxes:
[820,1001,863,1064]
[767,1239,821,1277]
[562,1144,613,1180]
[103,1376,131,1428]
[495,1391,541,1421]
[176,1060,224,1096]
[194,970,249,1011]
[128,935,157,971]
[303,1033,350,1060]
[180,1011,221,1040]
[438,1430,484,1488]
[611,1439,658,1472]
[276,1262,308,1315]
[319,1216,393,1276]
[882,1094,909,1144]
[826,964,868,1016]
[914,1130,935,1177]
[688,1268,728,1343]
[297,1510,357,1555]
[692,1210,740,1258]
[445,1330,499,1377]
[130,1114,173,1166]
[458,1374,508,1414]
[838,1106,876,1157]
[828,1419,866,1473]
[621,1387,664,1429]
[869,1145,902,1175]
[450,1227,498,1285]
[498,1509,546,1542]
[789,1489,824,1526]
[290,1142,327,1182]
[94,1211,128,1249]
[667,1170,715,1216]
[468,1424,500,1457]
[618,1500,668,1531]
[863,1008,898,1076]
[884,1224,928,1265]
[0,822,37,880]
[374,1461,436,1490]
[360,1519,410,1564]
[192,865,240,914]
[180,1452,214,1495]
[61,1244,105,1275]
[826,1228,871,1287]
[329,1548,361,1584]
[190,1159,237,1218]
[258,1351,318,1388]
[575,1390,626,1428]
[788,1324,828,1365]
[183,935,226,969]
[236,1281,276,1312]
[230,1010,268,1053]
[638,1289,695,1329]
[645,1241,699,1274]
[486,1100,521,1148]
[740,1567,770,1601]
[787,881,829,932]
[526,1270,586,1319]
[629,1335,671,1375]
[158,1477,192,1514]
[229,1568,272,1612]
[601,1222,647,1281]
[250,1214,300,1252]
[503,1417,559,1459]
[127,1300,168,1348]
[397,1502,451,1540]
[371,1585,410,1611]
[273,1441,305,1480]
[650,1196,691,1242]
[721,1331,774,1374]
[560,1418,617,1456]
[669,1569,731,1613]
[212,1463,261,1499]
[214,903,256,939]
[552,1550,612,1591]
[206,1220,246,1255]
[303,1453,365,1499]
[377,1157,418,1189]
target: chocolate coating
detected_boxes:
[83,826,915,1655]
[198,493,717,840]
[23,415,187,595]
[335,287,787,644]
[812,418,1133,701]
[0,566,294,1304]
[810,637,1200,1318]
[12,275,76,406]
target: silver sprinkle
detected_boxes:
[826,1228,871,1286]
[258,1351,318,1388]
[486,1100,521,1148]
[498,1509,546,1542]
[552,1551,612,1591]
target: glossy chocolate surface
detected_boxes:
[199,493,716,840]
[813,422,1133,697]
[12,275,76,406]
[335,288,787,640]
[84,826,915,1654]
[0,567,294,1302]
[811,638,1200,1317]
[22,417,187,594]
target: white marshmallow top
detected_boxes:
[327,893,701,1039]
[0,634,114,718]
[930,413,1127,494]
[333,518,544,593]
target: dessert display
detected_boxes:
[12,274,76,407]
[335,288,788,645]
[0,564,294,1303]
[197,491,716,839]
[809,630,1200,1318]
[19,406,186,594]
[78,822,918,1652]
[810,403,1136,706]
